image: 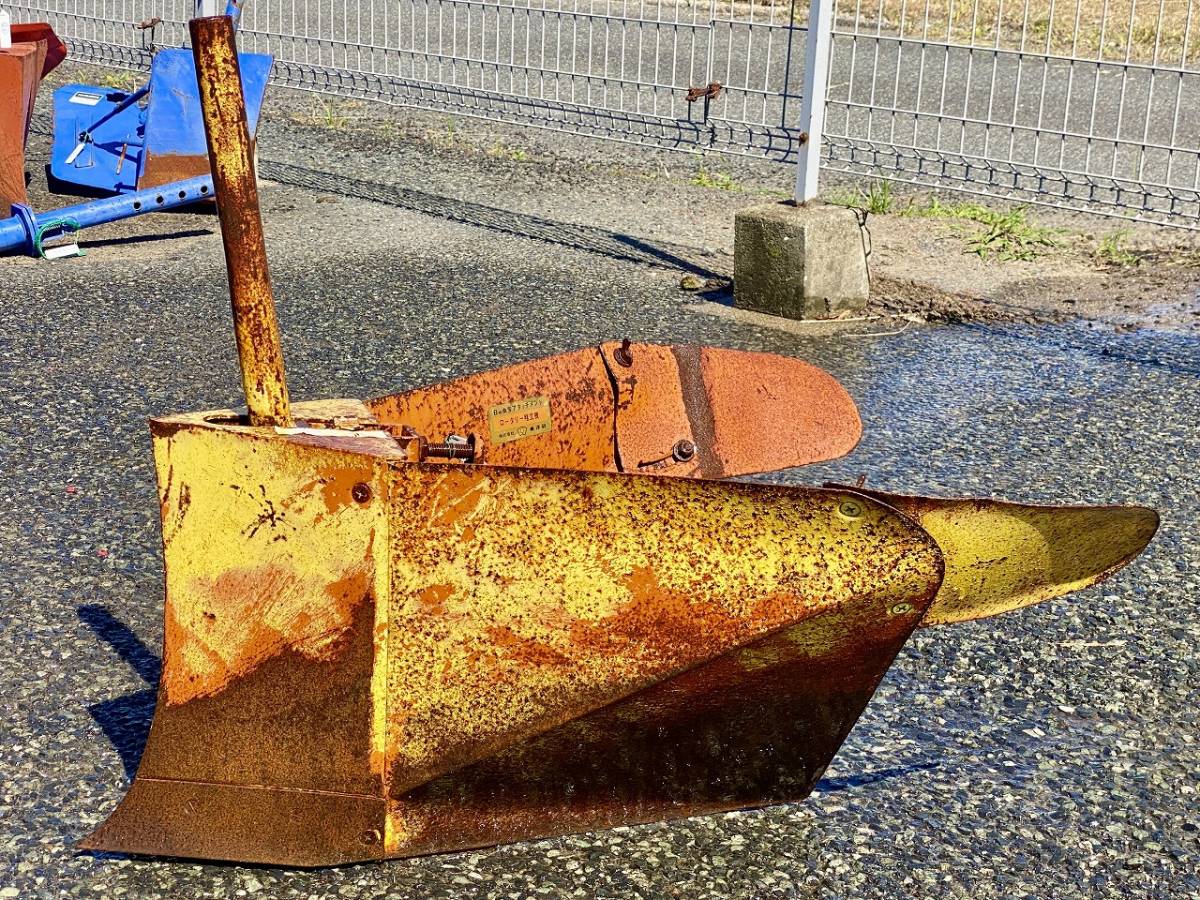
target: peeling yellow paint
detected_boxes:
[384,470,941,793]
[153,418,383,706]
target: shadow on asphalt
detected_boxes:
[259,159,726,279]
[78,605,159,780]
[78,228,214,251]
[813,761,940,794]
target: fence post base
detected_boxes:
[733,201,868,321]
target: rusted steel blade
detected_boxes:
[836,487,1159,627]
[190,16,291,427]
[387,559,933,856]
[367,342,861,478]
[79,409,941,866]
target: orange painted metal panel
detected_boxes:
[0,41,46,210]
[367,347,619,471]
[369,342,862,478]
[10,24,66,77]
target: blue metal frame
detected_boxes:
[1,176,215,257]
[49,50,271,196]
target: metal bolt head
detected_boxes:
[838,499,863,519]
[889,602,914,616]
[360,828,381,846]
[672,439,697,462]
[613,338,634,368]
[351,482,372,504]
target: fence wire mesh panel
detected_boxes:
[237,0,812,155]
[10,0,188,68]
[824,0,1200,224]
[7,0,1200,225]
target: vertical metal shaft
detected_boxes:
[190,15,291,427]
[794,0,833,203]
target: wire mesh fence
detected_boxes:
[824,0,1200,224]
[9,0,1200,225]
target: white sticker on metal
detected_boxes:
[69,91,104,106]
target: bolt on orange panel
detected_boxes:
[367,347,619,472]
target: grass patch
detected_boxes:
[487,141,531,162]
[690,166,738,191]
[908,197,1061,261]
[963,207,1061,261]
[293,97,351,131]
[1093,230,1141,269]
[95,70,140,91]
[829,179,896,214]
[793,0,1194,66]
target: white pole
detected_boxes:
[794,0,834,203]
[195,0,222,18]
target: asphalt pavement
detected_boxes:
[1,115,1199,897]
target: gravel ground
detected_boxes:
[2,84,1199,898]
[30,62,1200,333]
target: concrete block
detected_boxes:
[733,201,869,320]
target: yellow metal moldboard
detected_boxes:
[80,403,944,866]
[842,488,1160,627]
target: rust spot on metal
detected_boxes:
[417,583,453,614]
[297,466,374,516]
[685,82,723,102]
[137,152,213,191]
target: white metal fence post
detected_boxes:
[195,0,221,18]
[794,0,834,203]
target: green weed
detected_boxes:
[1093,230,1141,269]
[487,141,531,162]
[907,197,1060,261]
[96,70,140,91]
[295,97,349,131]
[963,207,1061,261]
[690,167,738,191]
[829,179,896,214]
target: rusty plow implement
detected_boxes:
[78,16,1158,868]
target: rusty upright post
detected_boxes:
[190,15,291,427]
